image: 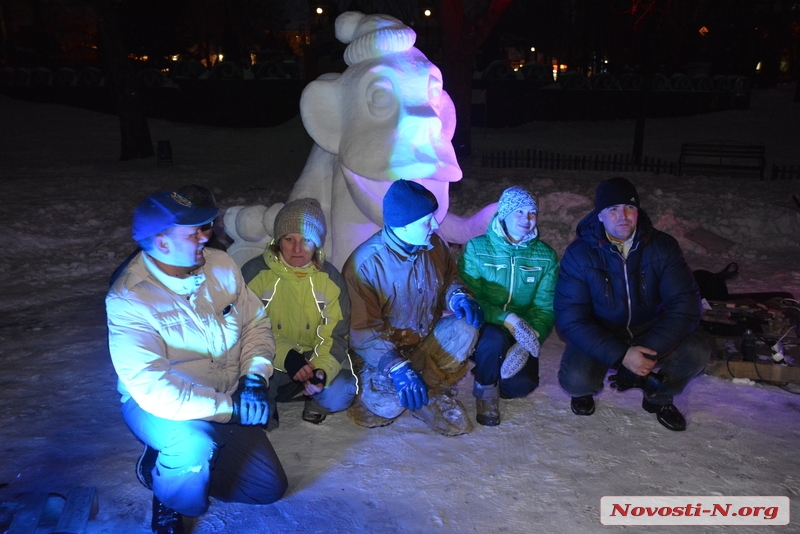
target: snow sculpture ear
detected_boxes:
[300,74,343,155]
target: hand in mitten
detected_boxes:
[230,374,270,426]
[504,314,540,357]
[451,292,484,328]
[388,360,429,411]
[500,343,530,380]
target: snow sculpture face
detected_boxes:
[300,12,461,228]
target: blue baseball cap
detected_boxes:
[132,191,219,242]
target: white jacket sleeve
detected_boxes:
[233,268,275,381]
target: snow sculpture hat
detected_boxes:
[132,191,219,242]
[335,11,416,66]
[497,186,539,221]
[595,177,640,213]
[383,180,438,227]
[273,198,327,249]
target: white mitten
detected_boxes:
[504,313,540,358]
[501,343,530,379]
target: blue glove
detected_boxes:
[451,292,484,328]
[388,361,429,411]
[230,374,270,426]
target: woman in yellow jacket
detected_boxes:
[242,198,356,425]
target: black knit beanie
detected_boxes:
[595,177,640,212]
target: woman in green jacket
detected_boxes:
[242,198,356,425]
[458,186,558,426]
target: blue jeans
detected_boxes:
[558,330,710,404]
[122,399,287,517]
[471,324,540,399]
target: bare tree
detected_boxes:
[439,0,514,157]
[94,0,154,161]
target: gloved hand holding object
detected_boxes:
[230,374,270,425]
[388,360,429,410]
[609,366,662,394]
[504,313,540,358]
[451,292,484,328]
[500,343,531,380]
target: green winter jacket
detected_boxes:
[458,215,559,340]
[242,249,350,383]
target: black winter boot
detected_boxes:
[151,496,184,534]
[570,395,595,416]
[642,398,686,431]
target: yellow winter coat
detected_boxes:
[242,249,350,383]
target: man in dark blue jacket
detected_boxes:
[555,177,709,431]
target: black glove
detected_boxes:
[451,293,484,328]
[388,360,429,411]
[284,349,308,379]
[609,367,662,394]
[230,374,270,426]
[308,369,327,386]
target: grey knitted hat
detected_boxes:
[497,186,538,221]
[273,198,326,248]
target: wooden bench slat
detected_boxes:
[53,487,98,534]
[679,141,765,178]
[7,492,50,534]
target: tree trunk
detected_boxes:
[439,0,513,157]
[632,64,654,165]
[95,0,154,161]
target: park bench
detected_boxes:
[678,141,766,178]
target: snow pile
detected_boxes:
[0,85,799,534]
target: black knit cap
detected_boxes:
[383,180,439,227]
[595,177,640,212]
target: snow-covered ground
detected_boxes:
[0,83,799,533]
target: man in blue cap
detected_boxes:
[343,180,485,436]
[107,190,287,534]
[555,177,709,432]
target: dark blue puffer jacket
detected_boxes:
[554,208,702,367]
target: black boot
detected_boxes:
[642,398,687,431]
[151,496,184,534]
[570,395,595,416]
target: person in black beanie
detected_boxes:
[554,177,709,431]
[343,180,484,436]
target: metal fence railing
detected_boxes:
[480,149,677,175]
[771,165,800,180]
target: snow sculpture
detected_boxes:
[223,204,283,267]
[226,11,497,269]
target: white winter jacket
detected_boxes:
[106,248,274,423]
